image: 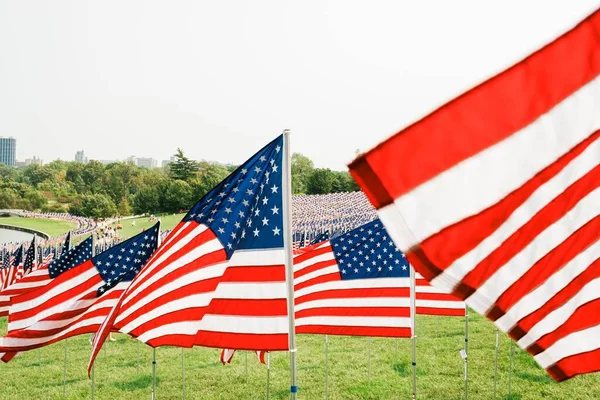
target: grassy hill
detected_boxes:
[0,217,77,237]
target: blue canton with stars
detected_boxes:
[330,219,409,280]
[9,247,23,268]
[183,135,284,258]
[49,236,93,278]
[94,223,159,296]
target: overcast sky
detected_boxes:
[1,1,599,170]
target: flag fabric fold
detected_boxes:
[89,135,289,374]
[349,9,600,382]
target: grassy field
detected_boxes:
[1,218,599,398]
[109,214,184,240]
[0,312,598,399]
[0,217,77,237]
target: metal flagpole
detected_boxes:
[493,330,499,400]
[409,265,417,400]
[181,348,186,400]
[245,351,248,384]
[63,338,68,398]
[462,305,469,400]
[152,348,157,400]
[266,352,271,400]
[368,336,372,395]
[508,340,515,399]
[325,335,329,400]
[282,129,298,399]
[90,234,96,400]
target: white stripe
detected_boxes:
[433,137,600,291]
[388,74,600,248]
[496,243,600,332]
[415,285,456,295]
[295,297,410,312]
[293,251,335,273]
[121,235,222,309]
[518,277,600,349]
[296,316,410,328]
[228,248,284,266]
[0,316,107,348]
[116,262,227,325]
[211,282,286,299]
[197,314,288,334]
[535,324,600,369]
[294,277,409,299]
[415,299,465,309]
[469,187,600,314]
[294,265,339,285]
[9,265,97,313]
[119,293,214,334]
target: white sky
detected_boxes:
[1,1,598,169]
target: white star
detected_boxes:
[272,227,280,235]
[262,197,268,205]
[253,228,260,237]
[241,168,248,175]
[262,217,269,226]
[275,145,281,153]
[272,164,278,173]
[271,206,279,214]
[271,185,278,193]
[254,166,262,173]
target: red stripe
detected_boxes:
[220,265,285,282]
[206,298,287,316]
[294,272,340,292]
[547,347,600,382]
[294,258,337,281]
[416,307,465,317]
[141,331,289,351]
[416,292,462,302]
[349,9,600,207]
[293,244,332,265]
[296,307,410,319]
[296,325,411,338]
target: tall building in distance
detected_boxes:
[0,137,16,167]
[75,150,88,164]
[25,156,43,166]
[137,157,158,168]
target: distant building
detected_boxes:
[25,156,43,166]
[75,150,88,164]
[0,137,16,167]
[125,156,137,165]
[161,160,171,168]
[137,157,157,168]
[15,160,26,168]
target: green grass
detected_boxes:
[2,219,599,398]
[109,214,184,240]
[0,312,599,399]
[0,217,77,237]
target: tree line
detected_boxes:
[0,150,358,219]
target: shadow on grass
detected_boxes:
[23,359,54,367]
[194,362,221,370]
[393,361,409,377]
[47,378,83,387]
[502,394,521,400]
[114,375,159,391]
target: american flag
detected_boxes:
[0,237,93,319]
[294,219,464,337]
[42,247,56,266]
[0,225,158,359]
[349,9,600,381]
[21,238,36,277]
[89,135,289,373]
[1,247,23,292]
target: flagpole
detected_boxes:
[245,351,248,384]
[266,352,271,400]
[368,336,372,395]
[508,339,515,399]
[181,348,186,400]
[152,348,157,400]
[63,338,68,398]
[282,129,298,399]
[325,335,329,400]
[409,265,417,400]
[493,330,499,400]
[463,304,469,400]
[90,234,96,400]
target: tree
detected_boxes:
[306,168,336,194]
[163,180,193,212]
[133,186,161,214]
[291,153,314,194]
[0,189,20,209]
[24,190,47,210]
[169,148,199,182]
[81,161,106,194]
[192,162,230,200]
[104,162,139,204]
[331,171,358,193]
[69,194,117,219]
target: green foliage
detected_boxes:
[169,148,199,182]
[0,149,360,217]
[291,152,314,194]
